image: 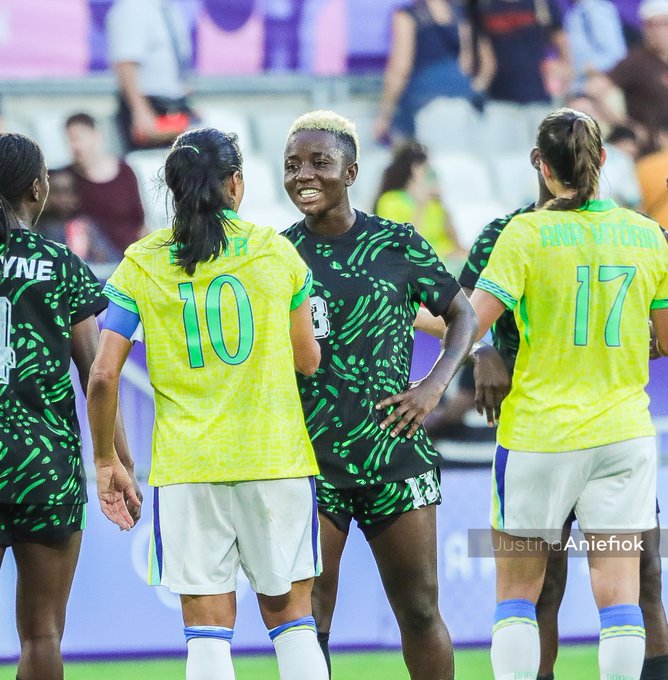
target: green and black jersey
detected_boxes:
[284,211,460,490]
[0,230,106,506]
[458,204,535,369]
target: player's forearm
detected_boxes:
[87,368,122,465]
[113,407,135,473]
[423,301,478,392]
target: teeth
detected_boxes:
[299,189,319,197]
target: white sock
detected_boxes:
[599,605,645,680]
[270,616,329,680]
[185,626,235,680]
[491,599,540,680]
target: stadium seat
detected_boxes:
[431,152,495,206]
[242,153,281,207]
[252,111,301,166]
[479,102,534,154]
[125,149,172,231]
[195,104,254,154]
[30,111,73,169]
[348,146,393,213]
[447,199,507,249]
[240,201,301,232]
[489,151,537,210]
[415,97,481,153]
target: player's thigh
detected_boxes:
[152,484,239,595]
[491,444,588,543]
[576,436,656,534]
[234,477,320,597]
[369,503,439,614]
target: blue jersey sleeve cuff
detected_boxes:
[476,278,518,310]
[104,301,143,341]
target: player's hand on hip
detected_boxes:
[376,382,444,439]
[472,344,511,425]
[95,457,142,530]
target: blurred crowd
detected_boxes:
[0,0,665,286]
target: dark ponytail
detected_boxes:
[164,128,243,276]
[0,133,45,258]
[536,108,603,212]
[373,141,429,212]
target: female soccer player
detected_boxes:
[0,132,139,680]
[469,108,668,680]
[87,128,328,680]
[283,110,479,680]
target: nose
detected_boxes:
[295,162,315,181]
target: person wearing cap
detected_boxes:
[586,0,668,152]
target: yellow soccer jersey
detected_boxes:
[104,211,319,485]
[476,199,668,452]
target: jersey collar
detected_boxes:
[581,199,617,212]
[219,209,239,220]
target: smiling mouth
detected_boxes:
[297,188,321,199]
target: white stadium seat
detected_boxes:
[447,200,507,250]
[489,151,537,210]
[431,152,495,205]
[479,102,534,154]
[125,149,171,231]
[240,201,301,232]
[194,104,254,154]
[416,97,481,153]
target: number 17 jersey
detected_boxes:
[104,216,318,486]
[477,199,668,452]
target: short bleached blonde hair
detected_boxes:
[287,110,360,162]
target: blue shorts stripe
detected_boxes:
[153,488,164,581]
[495,445,509,528]
[309,476,319,572]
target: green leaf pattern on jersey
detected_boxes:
[285,214,459,489]
[0,231,106,505]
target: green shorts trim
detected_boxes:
[316,467,441,540]
[0,503,86,545]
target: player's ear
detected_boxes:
[600,147,607,168]
[345,162,358,187]
[530,148,541,171]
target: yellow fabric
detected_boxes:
[636,151,668,228]
[375,190,455,259]
[106,218,318,485]
[476,200,668,452]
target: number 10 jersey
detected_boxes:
[104,216,318,486]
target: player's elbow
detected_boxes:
[295,341,321,377]
[87,361,121,396]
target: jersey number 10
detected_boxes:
[574,265,636,347]
[178,275,254,368]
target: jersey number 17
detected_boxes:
[574,265,636,347]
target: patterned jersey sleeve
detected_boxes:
[475,216,533,311]
[404,227,460,317]
[103,256,142,315]
[458,217,506,290]
[66,251,108,325]
[277,234,312,310]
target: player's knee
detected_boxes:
[395,594,441,634]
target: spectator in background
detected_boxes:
[600,126,642,209]
[374,0,496,144]
[636,115,668,227]
[107,0,196,151]
[588,0,668,152]
[470,0,572,103]
[36,169,121,267]
[64,113,145,254]
[373,142,466,264]
[563,0,627,89]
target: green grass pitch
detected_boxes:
[0,645,598,679]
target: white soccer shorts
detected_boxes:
[149,477,321,596]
